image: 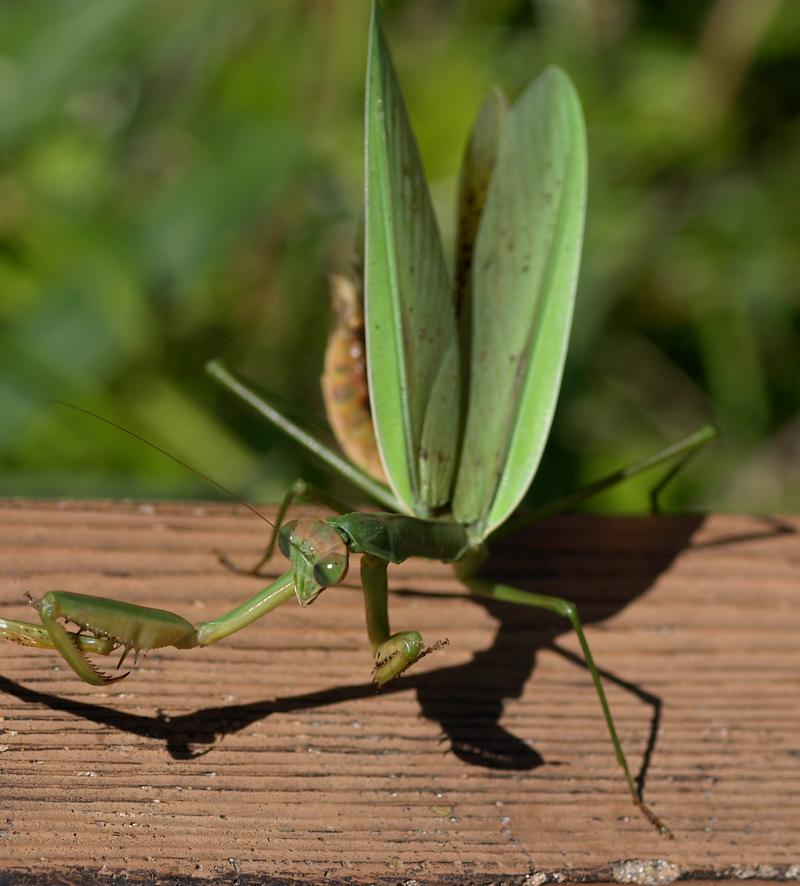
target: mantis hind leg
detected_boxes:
[496,423,717,539]
[361,554,447,685]
[647,426,714,513]
[456,562,672,838]
[218,478,355,577]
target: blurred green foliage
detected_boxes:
[1,0,798,514]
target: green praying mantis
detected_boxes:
[0,4,715,835]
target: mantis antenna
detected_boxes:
[48,400,277,532]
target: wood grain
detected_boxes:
[0,499,798,884]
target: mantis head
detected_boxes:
[278,518,349,605]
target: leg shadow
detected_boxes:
[409,514,707,777]
[410,513,794,779]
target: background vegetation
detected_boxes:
[1,0,798,515]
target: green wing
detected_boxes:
[452,67,587,539]
[455,87,508,317]
[364,2,459,517]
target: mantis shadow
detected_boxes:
[405,513,795,789]
[0,672,391,760]
[403,514,706,790]
[0,515,793,789]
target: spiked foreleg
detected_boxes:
[0,615,116,655]
[8,572,298,687]
[30,592,197,685]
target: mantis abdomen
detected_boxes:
[321,274,386,484]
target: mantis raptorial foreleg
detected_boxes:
[0,614,116,655]
[1,575,297,685]
[218,478,354,577]
[455,550,672,837]
[4,531,445,688]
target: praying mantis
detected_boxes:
[0,4,715,834]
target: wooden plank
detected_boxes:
[0,499,798,884]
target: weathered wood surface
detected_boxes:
[0,499,798,885]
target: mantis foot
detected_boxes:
[633,794,673,839]
[373,631,448,686]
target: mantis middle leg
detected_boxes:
[455,551,672,837]
[361,553,446,685]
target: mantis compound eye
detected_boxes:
[313,554,348,588]
[277,520,301,560]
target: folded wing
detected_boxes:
[364,3,460,517]
[453,67,587,539]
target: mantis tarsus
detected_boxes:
[0,3,716,835]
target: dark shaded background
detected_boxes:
[1,0,798,513]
